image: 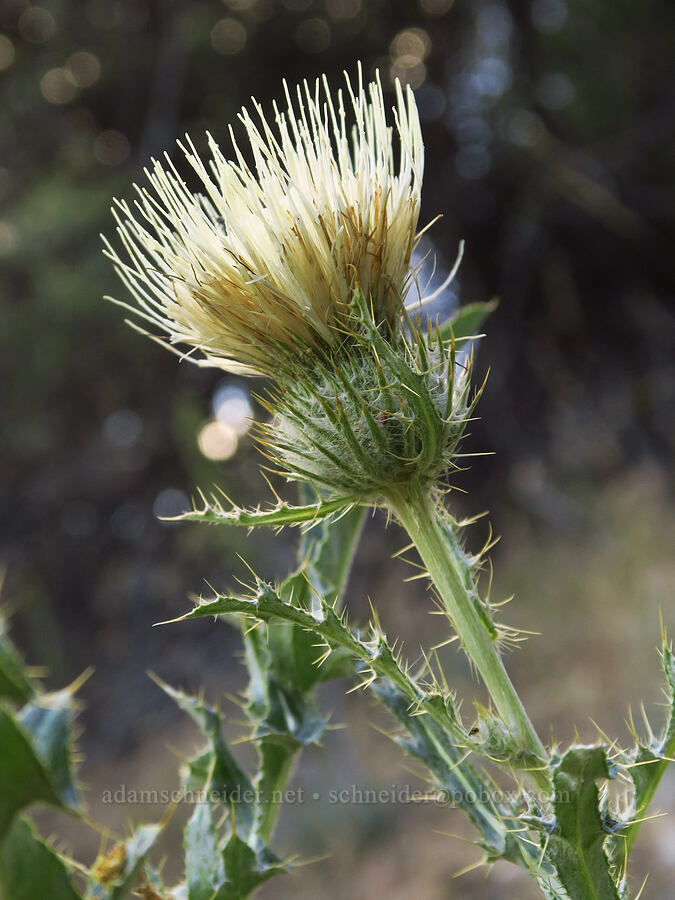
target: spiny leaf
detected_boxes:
[0,618,35,705]
[0,696,78,837]
[181,747,213,795]
[185,801,225,900]
[0,816,82,900]
[371,677,525,866]
[0,627,80,840]
[243,627,327,747]
[293,484,366,607]
[181,795,287,900]
[174,493,359,529]
[533,746,622,900]
[244,493,366,850]
[18,688,79,810]
[619,641,675,855]
[240,622,325,845]
[217,833,286,899]
[165,586,464,744]
[267,497,366,693]
[156,680,255,841]
[375,678,570,898]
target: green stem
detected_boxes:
[388,487,551,796]
[256,745,298,845]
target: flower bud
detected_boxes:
[261,291,475,500]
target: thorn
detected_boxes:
[391,541,416,559]
[430,636,460,651]
[261,470,283,503]
[624,811,668,827]
[639,701,656,745]
[236,554,262,581]
[214,483,237,507]
[624,756,675,768]
[634,873,649,900]
[403,570,432,583]
[452,856,487,879]
[434,830,484,847]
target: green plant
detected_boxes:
[2,67,672,900]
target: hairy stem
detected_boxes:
[388,487,551,796]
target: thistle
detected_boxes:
[104,64,545,769]
[96,67,674,900]
[104,68,477,503]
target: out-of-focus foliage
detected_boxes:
[0,617,163,900]
[0,495,365,898]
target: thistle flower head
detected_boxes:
[104,68,424,375]
[263,293,476,499]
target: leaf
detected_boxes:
[0,619,35,705]
[256,679,326,746]
[0,816,82,900]
[242,617,327,746]
[271,497,366,691]
[260,501,365,699]
[181,748,214,795]
[257,618,318,696]
[215,833,286,900]
[168,587,463,747]
[175,494,359,529]
[541,746,621,900]
[0,622,163,900]
[372,682,567,896]
[169,585,573,891]
[185,802,225,900]
[182,797,287,900]
[253,740,294,834]
[18,689,78,810]
[437,299,499,344]
[165,486,365,898]
[0,619,75,843]
[250,499,367,849]
[619,642,675,854]
[296,484,366,605]
[0,697,77,837]
[371,677,511,857]
[157,679,255,841]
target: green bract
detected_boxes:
[262,289,477,499]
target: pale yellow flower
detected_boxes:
[103,68,425,374]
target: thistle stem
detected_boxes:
[388,487,551,796]
[256,747,297,845]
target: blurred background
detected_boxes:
[1,0,674,896]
